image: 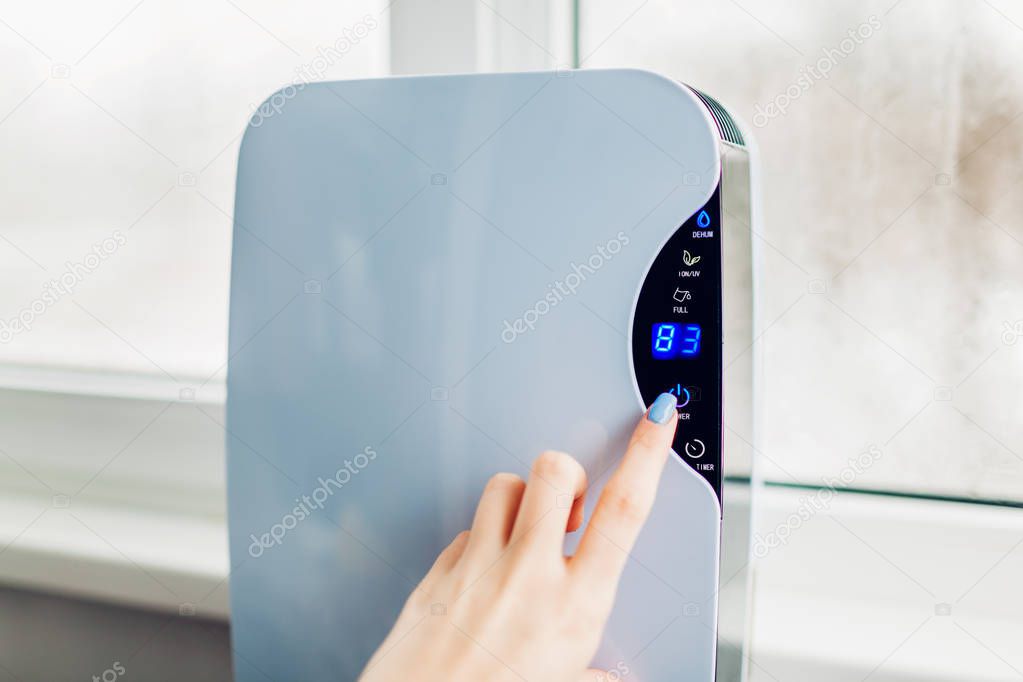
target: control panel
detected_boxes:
[631,185,723,505]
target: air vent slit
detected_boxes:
[686,85,745,147]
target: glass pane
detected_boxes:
[579,0,1023,504]
[0,1,388,379]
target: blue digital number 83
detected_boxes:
[651,323,701,359]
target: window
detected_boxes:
[0,1,389,511]
[2,2,1021,679]
[579,0,1023,504]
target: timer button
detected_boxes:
[683,438,706,459]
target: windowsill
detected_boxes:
[749,486,1023,682]
[1,481,1020,680]
[0,490,229,619]
[0,362,225,405]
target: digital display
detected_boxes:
[651,322,701,359]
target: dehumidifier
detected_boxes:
[227,68,758,681]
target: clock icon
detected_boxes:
[683,438,706,459]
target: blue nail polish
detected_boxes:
[647,392,677,424]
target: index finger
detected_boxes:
[572,392,678,583]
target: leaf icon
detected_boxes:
[683,250,701,267]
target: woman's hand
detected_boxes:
[358,392,680,682]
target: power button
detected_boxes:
[667,383,691,408]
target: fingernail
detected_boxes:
[647,392,677,424]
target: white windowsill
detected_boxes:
[1,465,1020,680]
[0,490,230,619]
[0,362,225,405]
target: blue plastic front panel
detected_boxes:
[228,69,722,681]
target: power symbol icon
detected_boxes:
[667,384,691,408]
